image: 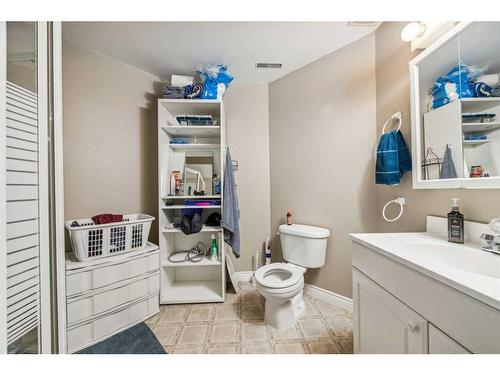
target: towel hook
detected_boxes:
[381,111,402,135]
[382,196,405,222]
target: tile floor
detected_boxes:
[146,282,353,354]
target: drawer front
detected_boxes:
[67,293,159,353]
[67,272,159,325]
[66,251,159,297]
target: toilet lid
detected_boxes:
[254,263,303,289]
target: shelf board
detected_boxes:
[461,97,500,103]
[162,126,220,138]
[162,195,221,200]
[162,256,222,267]
[158,98,222,104]
[162,225,222,234]
[169,143,220,150]
[462,122,500,133]
[160,280,223,304]
[463,139,491,145]
[162,205,221,209]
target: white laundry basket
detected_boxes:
[65,214,155,261]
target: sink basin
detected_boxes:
[403,242,500,279]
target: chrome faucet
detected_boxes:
[480,233,500,255]
[481,218,500,255]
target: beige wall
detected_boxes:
[269,34,378,298]
[375,22,500,232]
[223,83,271,271]
[63,43,271,265]
[62,41,161,241]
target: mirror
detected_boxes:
[184,152,213,196]
[411,22,500,188]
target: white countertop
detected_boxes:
[350,231,500,311]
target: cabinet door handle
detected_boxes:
[408,322,419,332]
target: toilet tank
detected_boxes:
[278,224,330,268]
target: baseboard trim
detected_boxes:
[303,283,353,312]
[230,270,353,312]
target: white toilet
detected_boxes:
[255,224,330,331]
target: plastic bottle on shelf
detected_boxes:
[210,234,218,261]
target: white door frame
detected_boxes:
[52,21,67,354]
[0,21,7,354]
[37,21,52,354]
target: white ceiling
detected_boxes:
[62,22,379,83]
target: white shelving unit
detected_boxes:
[157,99,226,304]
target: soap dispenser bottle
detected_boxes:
[448,198,464,244]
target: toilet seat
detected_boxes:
[254,263,303,289]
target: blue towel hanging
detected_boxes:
[376,112,411,186]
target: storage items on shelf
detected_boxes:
[176,114,216,126]
[162,64,233,100]
[65,213,154,261]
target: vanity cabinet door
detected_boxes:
[429,324,471,354]
[353,268,428,354]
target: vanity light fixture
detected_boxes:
[401,22,426,42]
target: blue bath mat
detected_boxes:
[77,322,166,354]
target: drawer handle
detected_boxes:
[408,322,419,332]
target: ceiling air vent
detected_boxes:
[347,21,380,27]
[255,62,283,69]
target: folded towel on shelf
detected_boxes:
[440,145,458,179]
[375,130,412,185]
[464,134,488,141]
[162,85,185,99]
[221,149,240,257]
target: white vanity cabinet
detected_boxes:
[353,269,428,354]
[351,224,500,353]
[429,324,470,354]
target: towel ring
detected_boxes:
[382,197,406,222]
[381,111,402,135]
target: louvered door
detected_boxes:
[6,80,40,349]
[1,21,51,354]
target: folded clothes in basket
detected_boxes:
[92,214,123,225]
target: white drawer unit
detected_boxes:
[67,293,159,353]
[65,243,160,353]
[66,246,159,297]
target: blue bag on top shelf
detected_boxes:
[197,64,234,100]
[431,63,487,109]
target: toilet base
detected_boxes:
[264,292,305,331]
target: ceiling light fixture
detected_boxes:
[401,22,426,42]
